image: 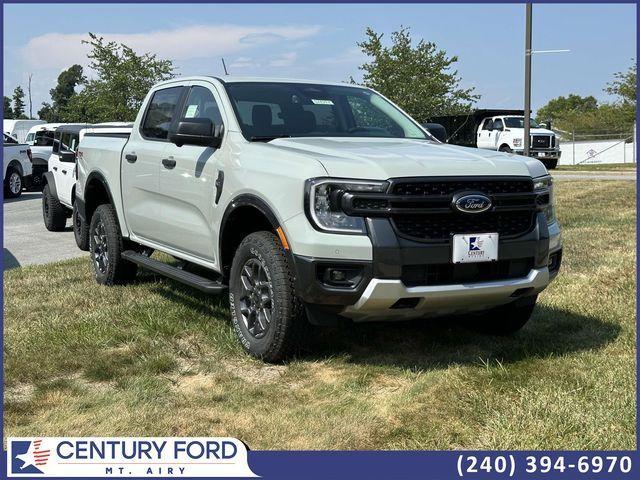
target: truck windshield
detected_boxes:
[224,82,432,141]
[504,117,541,129]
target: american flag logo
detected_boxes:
[14,438,51,473]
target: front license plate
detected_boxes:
[452,233,499,263]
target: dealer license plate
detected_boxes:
[452,233,499,264]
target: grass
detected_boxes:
[555,163,636,172]
[3,180,636,450]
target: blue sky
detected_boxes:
[3,3,637,117]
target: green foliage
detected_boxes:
[4,96,14,119]
[64,33,174,123]
[12,86,27,119]
[38,65,85,122]
[354,27,479,122]
[537,61,636,135]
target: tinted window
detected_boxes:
[225,82,429,141]
[141,87,183,139]
[3,133,18,144]
[481,119,493,130]
[60,132,79,152]
[493,119,504,130]
[180,86,223,125]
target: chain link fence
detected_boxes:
[553,124,636,165]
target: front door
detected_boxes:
[158,82,227,263]
[476,117,494,149]
[53,130,79,205]
[122,85,185,244]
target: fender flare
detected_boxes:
[83,171,117,223]
[42,171,58,199]
[5,160,24,179]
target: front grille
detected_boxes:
[387,178,536,242]
[402,258,534,287]
[393,211,535,241]
[532,135,551,148]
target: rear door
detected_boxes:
[491,118,504,149]
[476,118,494,149]
[158,81,227,262]
[122,85,186,244]
[55,131,80,206]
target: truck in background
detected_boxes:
[3,119,46,144]
[3,133,32,198]
[429,109,561,169]
[25,123,65,188]
[41,123,133,250]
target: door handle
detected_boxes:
[162,158,176,169]
[62,170,67,175]
[125,153,137,163]
[52,166,58,171]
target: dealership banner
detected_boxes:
[7,437,258,477]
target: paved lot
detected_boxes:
[3,192,85,269]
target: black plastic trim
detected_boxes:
[42,171,57,199]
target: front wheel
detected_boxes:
[4,167,23,198]
[89,204,138,285]
[42,183,67,231]
[73,202,89,251]
[470,295,538,335]
[499,145,513,154]
[229,231,306,362]
[542,158,558,169]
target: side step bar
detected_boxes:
[122,250,227,294]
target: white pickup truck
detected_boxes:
[76,76,562,361]
[3,133,32,198]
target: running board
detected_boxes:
[122,250,227,294]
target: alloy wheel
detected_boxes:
[92,219,109,274]
[9,172,21,195]
[238,258,273,339]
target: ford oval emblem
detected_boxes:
[453,193,492,214]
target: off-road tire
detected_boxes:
[73,202,89,251]
[42,183,67,231]
[543,158,558,170]
[89,203,138,285]
[471,295,538,335]
[4,167,23,199]
[229,231,306,362]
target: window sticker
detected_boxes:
[185,104,199,118]
[311,99,334,105]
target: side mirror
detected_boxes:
[169,118,223,148]
[59,151,76,163]
[422,123,447,143]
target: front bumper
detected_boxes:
[292,216,562,323]
[514,149,562,160]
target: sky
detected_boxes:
[3,3,637,118]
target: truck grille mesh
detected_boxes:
[531,135,551,148]
[389,178,536,242]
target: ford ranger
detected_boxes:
[76,77,562,361]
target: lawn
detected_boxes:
[3,180,636,450]
[555,163,636,171]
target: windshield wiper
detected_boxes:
[249,134,293,142]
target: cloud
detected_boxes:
[229,56,255,69]
[268,52,297,68]
[21,24,322,70]
[316,47,364,66]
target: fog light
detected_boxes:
[320,266,363,288]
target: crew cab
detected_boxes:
[42,124,132,250]
[3,132,32,198]
[25,123,65,188]
[76,77,562,361]
[430,109,561,169]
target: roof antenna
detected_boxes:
[221,58,229,75]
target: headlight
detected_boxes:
[534,175,556,224]
[513,138,523,147]
[306,178,389,234]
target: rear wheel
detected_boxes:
[499,145,513,153]
[229,231,306,362]
[470,295,538,335]
[4,167,23,198]
[42,183,67,231]
[89,204,138,285]
[73,202,89,251]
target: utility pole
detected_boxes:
[28,73,33,119]
[524,3,533,157]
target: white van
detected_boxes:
[3,120,45,143]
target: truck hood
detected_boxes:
[268,137,548,179]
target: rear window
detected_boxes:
[141,87,183,140]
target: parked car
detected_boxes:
[3,119,46,144]
[25,123,67,188]
[429,109,561,169]
[41,124,132,250]
[3,133,32,198]
[76,77,562,361]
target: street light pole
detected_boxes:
[524,3,533,157]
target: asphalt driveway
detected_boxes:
[3,192,85,269]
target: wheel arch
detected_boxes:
[84,171,116,226]
[5,160,24,179]
[219,194,285,278]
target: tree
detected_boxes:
[12,86,26,119]
[536,94,598,124]
[353,27,479,121]
[37,64,85,122]
[4,96,13,119]
[64,33,174,122]
[605,62,636,104]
